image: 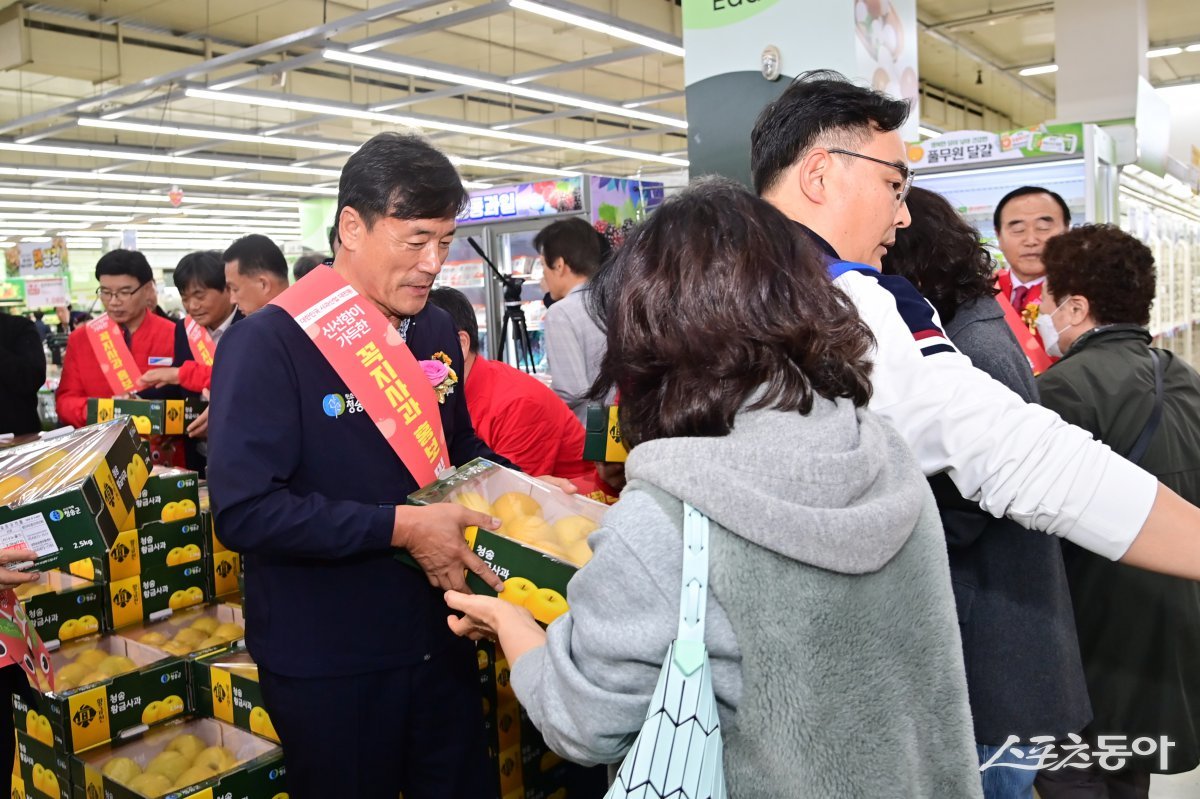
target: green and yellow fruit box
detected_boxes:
[65,518,207,585]
[13,572,106,650]
[583,405,627,463]
[104,562,210,632]
[0,420,150,573]
[70,717,285,799]
[14,633,190,758]
[405,458,608,625]
[16,727,69,799]
[205,550,240,602]
[192,651,277,744]
[113,604,245,663]
[86,398,207,438]
[129,467,201,529]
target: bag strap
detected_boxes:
[677,503,710,644]
[1126,349,1165,466]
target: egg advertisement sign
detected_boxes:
[856,0,919,138]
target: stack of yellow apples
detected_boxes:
[160,499,197,523]
[136,616,244,657]
[51,649,138,693]
[99,734,239,797]
[455,490,599,567]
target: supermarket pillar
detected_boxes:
[681,0,920,186]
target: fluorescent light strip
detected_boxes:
[1018,64,1059,76]
[0,214,133,224]
[917,126,943,138]
[324,50,686,129]
[0,141,341,177]
[1147,46,1183,58]
[184,89,689,167]
[507,0,684,57]
[0,186,300,209]
[0,165,338,196]
[81,118,588,179]
[0,201,298,220]
[1187,44,1200,53]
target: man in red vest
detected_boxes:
[55,250,176,428]
[994,186,1071,362]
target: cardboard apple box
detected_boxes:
[13,572,106,650]
[0,420,149,572]
[86,398,206,438]
[112,604,245,664]
[404,458,608,624]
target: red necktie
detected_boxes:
[1012,285,1030,312]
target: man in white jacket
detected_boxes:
[751,69,1199,579]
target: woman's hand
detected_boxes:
[446,589,547,663]
[536,475,578,495]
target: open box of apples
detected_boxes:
[406,458,608,625]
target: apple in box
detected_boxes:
[407,458,608,624]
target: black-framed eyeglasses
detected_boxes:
[827,148,915,205]
[96,282,148,302]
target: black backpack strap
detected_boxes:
[1126,349,1166,466]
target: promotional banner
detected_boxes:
[906,123,1086,169]
[271,267,450,487]
[458,177,585,225]
[4,237,68,278]
[83,314,142,395]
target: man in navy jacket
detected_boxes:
[208,133,507,799]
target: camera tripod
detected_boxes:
[467,237,536,373]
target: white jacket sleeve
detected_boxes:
[836,270,1156,560]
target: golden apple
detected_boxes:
[188,617,219,636]
[498,577,537,606]
[75,648,108,669]
[453,491,492,515]
[492,492,542,525]
[552,515,597,546]
[565,540,593,567]
[524,588,568,625]
[174,765,219,790]
[128,771,172,797]
[165,733,205,761]
[502,515,553,547]
[97,655,136,677]
[102,757,143,784]
[146,750,190,782]
[139,631,169,647]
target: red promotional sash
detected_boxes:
[84,313,142,394]
[996,285,1053,375]
[271,267,450,487]
[184,316,216,366]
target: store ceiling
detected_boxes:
[0,0,1196,248]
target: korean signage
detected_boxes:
[907,123,1085,170]
[459,177,584,225]
[24,277,69,308]
[4,237,69,278]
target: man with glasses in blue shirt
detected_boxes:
[55,249,176,428]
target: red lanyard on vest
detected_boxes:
[270,267,450,487]
[83,313,142,394]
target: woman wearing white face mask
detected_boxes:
[1034,224,1200,799]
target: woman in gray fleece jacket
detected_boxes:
[447,178,982,798]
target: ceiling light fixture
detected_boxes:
[78,118,575,179]
[1018,64,1059,76]
[0,141,341,177]
[0,186,301,209]
[1147,46,1183,58]
[1186,43,1200,53]
[0,165,339,196]
[323,50,686,129]
[507,0,684,57]
[917,125,943,139]
[183,88,689,167]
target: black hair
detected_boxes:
[336,132,467,230]
[95,249,153,284]
[428,287,479,354]
[328,224,340,252]
[172,251,225,293]
[881,187,997,325]
[533,218,603,278]
[750,70,911,196]
[993,186,1072,231]
[222,234,288,281]
[292,254,327,281]
[592,176,873,448]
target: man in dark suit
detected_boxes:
[208,133,509,799]
[0,311,46,435]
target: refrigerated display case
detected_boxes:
[439,175,663,375]
[912,123,1120,261]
